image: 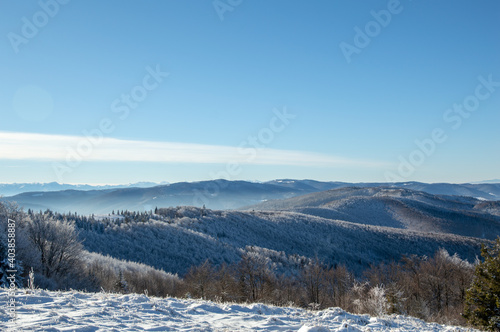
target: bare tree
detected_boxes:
[301,258,325,308]
[419,249,474,323]
[237,252,274,302]
[212,262,237,302]
[184,259,215,299]
[324,264,354,310]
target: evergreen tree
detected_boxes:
[464,238,500,331]
[114,270,128,294]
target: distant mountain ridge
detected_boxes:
[1,179,500,215]
[247,186,500,240]
[471,179,500,184]
[5,182,498,280]
[0,181,168,196]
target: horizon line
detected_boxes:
[1,179,498,187]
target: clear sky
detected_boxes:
[1,0,499,185]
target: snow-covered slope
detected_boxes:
[75,208,484,276]
[248,187,500,240]
[0,289,477,331]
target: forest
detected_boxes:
[0,201,498,330]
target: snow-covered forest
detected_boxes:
[1,197,497,329]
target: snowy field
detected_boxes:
[0,289,478,331]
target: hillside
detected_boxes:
[0,289,478,331]
[248,187,500,240]
[72,206,484,276]
[2,180,331,214]
[3,179,500,215]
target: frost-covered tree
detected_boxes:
[0,202,26,288]
[0,244,24,288]
[26,213,83,282]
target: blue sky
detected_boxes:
[1,0,499,185]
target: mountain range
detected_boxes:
[248,186,500,240]
[3,179,499,278]
[2,179,500,215]
[58,184,498,276]
[0,181,168,196]
[76,204,486,276]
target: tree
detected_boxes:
[464,239,500,331]
[418,249,473,321]
[27,213,83,283]
[0,202,26,289]
[325,264,354,310]
[114,270,128,294]
[237,252,274,302]
[0,244,24,288]
[213,262,236,302]
[184,259,215,299]
[301,258,325,307]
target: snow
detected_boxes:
[0,289,477,331]
[299,326,332,332]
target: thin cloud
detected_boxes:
[0,131,389,168]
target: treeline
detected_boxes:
[0,203,180,297]
[179,249,474,326]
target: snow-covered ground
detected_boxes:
[0,289,477,331]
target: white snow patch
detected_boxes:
[0,289,479,331]
[298,325,331,332]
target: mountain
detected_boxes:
[1,180,340,214]
[471,179,500,184]
[2,179,500,215]
[247,187,500,240]
[0,181,167,196]
[73,205,485,276]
